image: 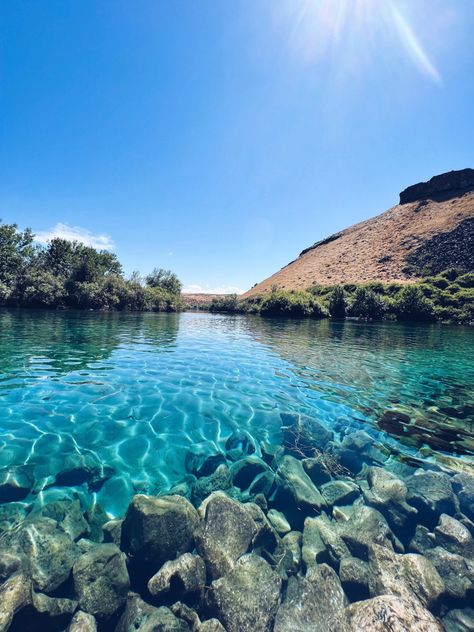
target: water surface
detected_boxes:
[1,309,472,516]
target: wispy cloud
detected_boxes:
[182,283,245,295]
[35,223,115,251]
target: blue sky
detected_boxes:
[0,1,473,293]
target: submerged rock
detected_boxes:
[281,412,333,457]
[267,509,291,535]
[197,619,226,632]
[195,492,256,580]
[363,467,417,531]
[121,494,198,570]
[452,472,474,520]
[190,465,233,507]
[339,556,370,600]
[148,553,206,598]
[406,470,457,527]
[0,573,31,631]
[274,563,348,632]
[185,450,226,478]
[68,611,98,631]
[433,513,474,557]
[72,543,130,621]
[339,505,402,558]
[230,456,272,490]
[344,595,443,631]
[0,466,33,503]
[115,593,190,632]
[442,607,474,632]
[275,455,326,516]
[424,547,474,599]
[207,554,281,632]
[225,431,256,461]
[368,543,444,609]
[321,480,360,507]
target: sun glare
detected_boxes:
[282,0,441,84]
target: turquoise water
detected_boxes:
[0,309,473,516]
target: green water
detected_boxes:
[0,309,472,516]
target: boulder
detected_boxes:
[248,470,276,497]
[148,553,206,597]
[339,557,370,599]
[303,515,350,568]
[68,611,98,631]
[225,431,256,461]
[115,594,190,632]
[281,531,302,574]
[195,492,257,580]
[452,472,474,520]
[406,470,457,528]
[434,513,474,557]
[0,466,33,503]
[276,455,326,514]
[302,458,332,485]
[368,543,444,609]
[267,509,291,535]
[53,454,113,490]
[281,412,333,457]
[274,564,348,632]
[185,450,226,477]
[363,467,417,531]
[102,519,123,546]
[170,602,200,629]
[0,573,31,631]
[424,547,474,599]
[198,620,226,632]
[121,495,198,570]
[344,595,443,631]
[207,554,281,632]
[321,480,360,507]
[339,505,401,558]
[442,607,474,632]
[72,543,130,621]
[190,465,233,507]
[230,457,272,490]
[33,499,90,542]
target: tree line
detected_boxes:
[0,220,182,311]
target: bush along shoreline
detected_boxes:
[0,413,473,630]
[0,220,183,311]
[207,269,474,325]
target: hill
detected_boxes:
[243,169,474,298]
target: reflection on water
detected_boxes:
[0,309,472,515]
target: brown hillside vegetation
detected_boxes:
[243,169,474,298]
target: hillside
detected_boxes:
[243,169,474,298]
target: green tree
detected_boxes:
[145,268,182,295]
[328,286,347,318]
[395,285,435,322]
[350,287,387,320]
[0,221,35,290]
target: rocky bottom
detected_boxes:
[0,413,473,632]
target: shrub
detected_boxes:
[349,287,387,320]
[260,290,328,318]
[394,285,435,322]
[328,286,347,318]
[209,294,241,313]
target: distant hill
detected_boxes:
[243,169,474,298]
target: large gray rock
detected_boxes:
[452,472,474,520]
[267,509,291,535]
[121,495,198,570]
[434,513,474,557]
[321,480,360,507]
[442,607,474,632]
[0,573,31,631]
[190,465,233,506]
[207,554,281,632]
[197,620,226,632]
[115,594,190,632]
[274,563,348,632]
[148,553,206,597]
[0,466,33,503]
[344,595,443,631]
[33,499,90,541]
[68,611,98,631]
[281,412,333,457]
[339,505,401,558]
[368,543,444,609]
[363,467,417,530]
[276,455,326,513]
[195,492,256,580]
[339,557,370,598]
[302,515,350,568]
[72,543,130,621]
[424,546,474,599]
[406,470,457,527]
[281,531,302,575]
[230,457,272,490]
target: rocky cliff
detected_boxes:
[243,169,474,298]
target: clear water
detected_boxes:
[1,309,473,517]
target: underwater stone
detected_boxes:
[197,619,226,632]
[147,553,206,597]
[31,590,78,621]
[267,509,291,535]
[207,554,281,632]
[195,492,257,580]
[434,513,474,557]
[452,472,474,521]
[68,610,98,631]
[442,607,474,632]
[302,516,329,568]
[406,470,457,528]
[363,467,418,532]
[190,465,233,507]
[169,602,200,629]
[0,466,34,503]
[368,543,444,609]
[224,430,256,460]
[0,551,22,584]
[102,519,123,546]
[424,547,474,600]
[339,505,402,558]
[260,442,284,468]
[321,480,360,507]
[409,524,435,554]
[248,470,276,497]
[339,556,370,599]
[344,595,443,632]
[185,450,226,478]
[281,531,302,574]
[115,594,190,632]
[302,458,332,486]
[0,503,28,533]
[0,573,31,631]
[121,494,199,570]
[276,455,326,513]
[274,563,348,632]
[72,543,130,621]
[53,454,113,490]
[281,412,333,457]
[230,456,272,490]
